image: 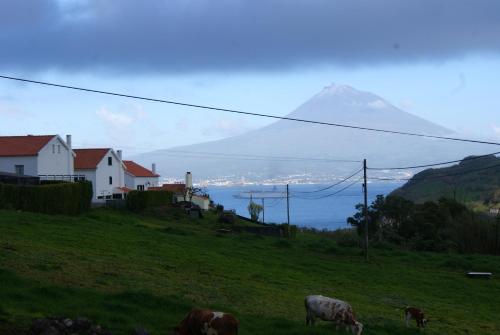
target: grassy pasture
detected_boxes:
[0,208,499,334]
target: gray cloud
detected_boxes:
[1,0,500,74]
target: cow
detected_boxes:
[173,309,239,335]
[305,295,363,335]
[404,306,428,328]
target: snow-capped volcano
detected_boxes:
[133,85,491,181]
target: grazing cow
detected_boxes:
[305,295,363,335]
[173,309,239,335]
[404,306,428,328]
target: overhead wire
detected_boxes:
[292,167,363,194]
[368,150,500,170]
[1,74,500,146]
[369,162,500,182]
[293,177,364,200]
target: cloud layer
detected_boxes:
[1,0,500,73]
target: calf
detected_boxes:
[404,306,427,328]
[305,295,363,335]
[173,309,239,335]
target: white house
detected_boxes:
[123,160,160,190]
[74,148,126,202]
[0,134,75,178]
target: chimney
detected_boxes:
[66,134,74,175]
[152,163,156,174]
[116,149,123,187]
[185,171,193,188]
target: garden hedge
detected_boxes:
[126,190,173,212]
[0,181,93,215]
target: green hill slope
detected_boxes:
[390,155,500,206]
[1,209,500,334]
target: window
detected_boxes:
[137,185,145,191]
[97,196,104,200]
[108,157,112,166]
[57,145,61,154]
[52,144,55,153]
[15,165,24,175]
[109,176,113,185]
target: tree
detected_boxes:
[185,186,206,203]
[247,201,263,222]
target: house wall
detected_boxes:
[125,174,159,190]
[0,156,38,176]
[75,149,125,202]
[37,136,73,175]
[94,150,125,200]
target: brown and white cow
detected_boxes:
[173,309,239,335]
[305,295,363,335]
[404,306,427,328]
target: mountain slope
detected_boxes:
[390,155,500,204]
[134,85,493,181]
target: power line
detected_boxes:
[369,162,500,182]
[368,151,500,170]
[292,167,363,194]
[152,149,362,163]
[293,177,364,200]
[1,74,499,146]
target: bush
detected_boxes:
[126,190,173,212]
[330,228,361,248]
[0,181,92,215]
[218,211,236,225]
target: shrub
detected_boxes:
[126,190,173,212]
[218,211,236,225]
[0,181,92,215]
[331,228,361,248]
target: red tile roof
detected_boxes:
[150,183,186,193]
[74,148,110,169]
[123,160,159,177]
[0,135,55,157]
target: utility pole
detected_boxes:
[262,198,265,224]
[363,159,369,261]
[286,184,290,225]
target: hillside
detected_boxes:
[1,208,500,334]
[390,154,500,205]
[133,85,493,181]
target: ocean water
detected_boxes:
[207,182,403,230]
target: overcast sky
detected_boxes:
[1,0,499,156]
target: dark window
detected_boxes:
[109,176,113,185]
[137,185,145,191]
[57,145,61,154]
[15,165,24,176]
[108,157,112,166]
[97,196,104,199]
[105,195,111,200]
[112,193,122,199]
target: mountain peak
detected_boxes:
[317,83,358,96]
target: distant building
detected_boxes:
[0,134,75,180]
[124,160,160,191]
[150,172,210,210]
[74,148,126,202]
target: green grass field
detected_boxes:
[1,208,500,334]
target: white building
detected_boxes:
[74,148,126,202]
[152,172,210,210]
[124,160,160,191]
[0,135,75,178]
